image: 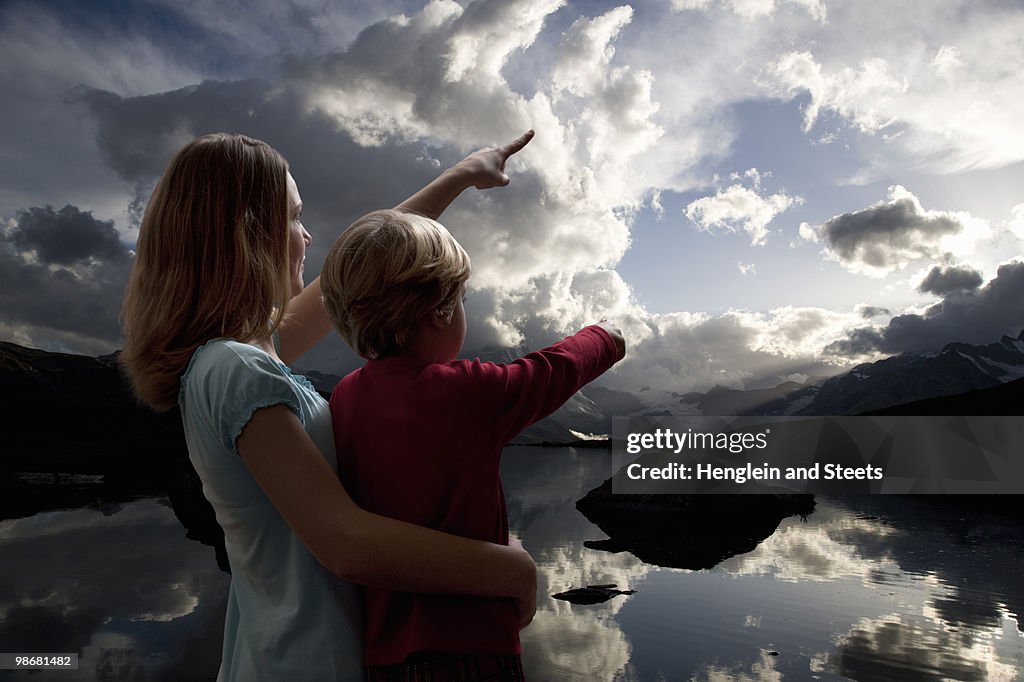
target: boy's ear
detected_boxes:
[430,308,451,329]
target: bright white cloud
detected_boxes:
[599,305,859,399]
[762,4,1024,175]
[288,0,661,351]
[768,51,906,135]
[671,0,825,22]
[685,169,803,245]
[1008,204,1024,242]
[931,45,963,79]
[549,6,633,97]
[444,0,562,83]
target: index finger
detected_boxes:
[498,129,535,159]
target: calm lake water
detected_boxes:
[1,446,1022,681]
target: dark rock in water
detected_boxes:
[552,584,636,605]
[576,478,815,570]
[1,341,193,521]
[0,341,228,570]
[1,341,188,484]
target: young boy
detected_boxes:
[320,209,625,681]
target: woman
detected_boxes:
[120,130,536,681]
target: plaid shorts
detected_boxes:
[367,652,525,682]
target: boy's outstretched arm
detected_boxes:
[596,320,626,358]
[396,129,535,218]
[277,130,534,364]
[467,323,626,446]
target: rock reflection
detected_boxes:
[503,447,649,681]
[719,500,901,583]
[505,451,1024,681]
[3,449,1020,681]
[521,529,646,680]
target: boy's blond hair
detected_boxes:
[321,209,470,359]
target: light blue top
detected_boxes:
[179,339,364,682]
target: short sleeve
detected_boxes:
[180,340,304,453]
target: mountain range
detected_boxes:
[2,330,1022,472]
[674,330,1024,418]
[517,330,1024,440]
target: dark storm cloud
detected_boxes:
[10,204,126,265]
[918,263,983,296]
[0,204,131,345]
[75,76,470,362]
[858,305,891,319]
[79,80,280,182]
[826,261,1024,356]
[818,189,962,271]
[822,327,886,357]
[78,78,453,246]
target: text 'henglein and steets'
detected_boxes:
[623,427,884,483]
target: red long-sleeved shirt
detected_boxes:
[329,325,622,666]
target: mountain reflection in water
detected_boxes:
[1,446,1022,681]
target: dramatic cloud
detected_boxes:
[0,205,131,351]
[800,186,990,277]
[0,1,206,227]
[600,305,862,398]
[857,305,891,320]
[9,205,126,266]
[671,0,826,22]
[3,0,1023,397]
[917,264,983,297]
[75,1,698,385]
[685,169,802,245]
[768,51,906,136]
[0,500,229,679]
[762,3,1024,175]
[827,261,1024,356]
[1009,203,1024,242]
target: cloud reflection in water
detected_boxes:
[0,499,228,681]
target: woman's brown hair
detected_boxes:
[120,133,291,410]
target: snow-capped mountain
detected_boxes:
[678,330,1024,417]
[796,331,1024,416]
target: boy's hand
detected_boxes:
[452,129,535,189]
[508,536,537,629]
[596,320,626,359]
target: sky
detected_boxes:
[2,0,1023,399]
